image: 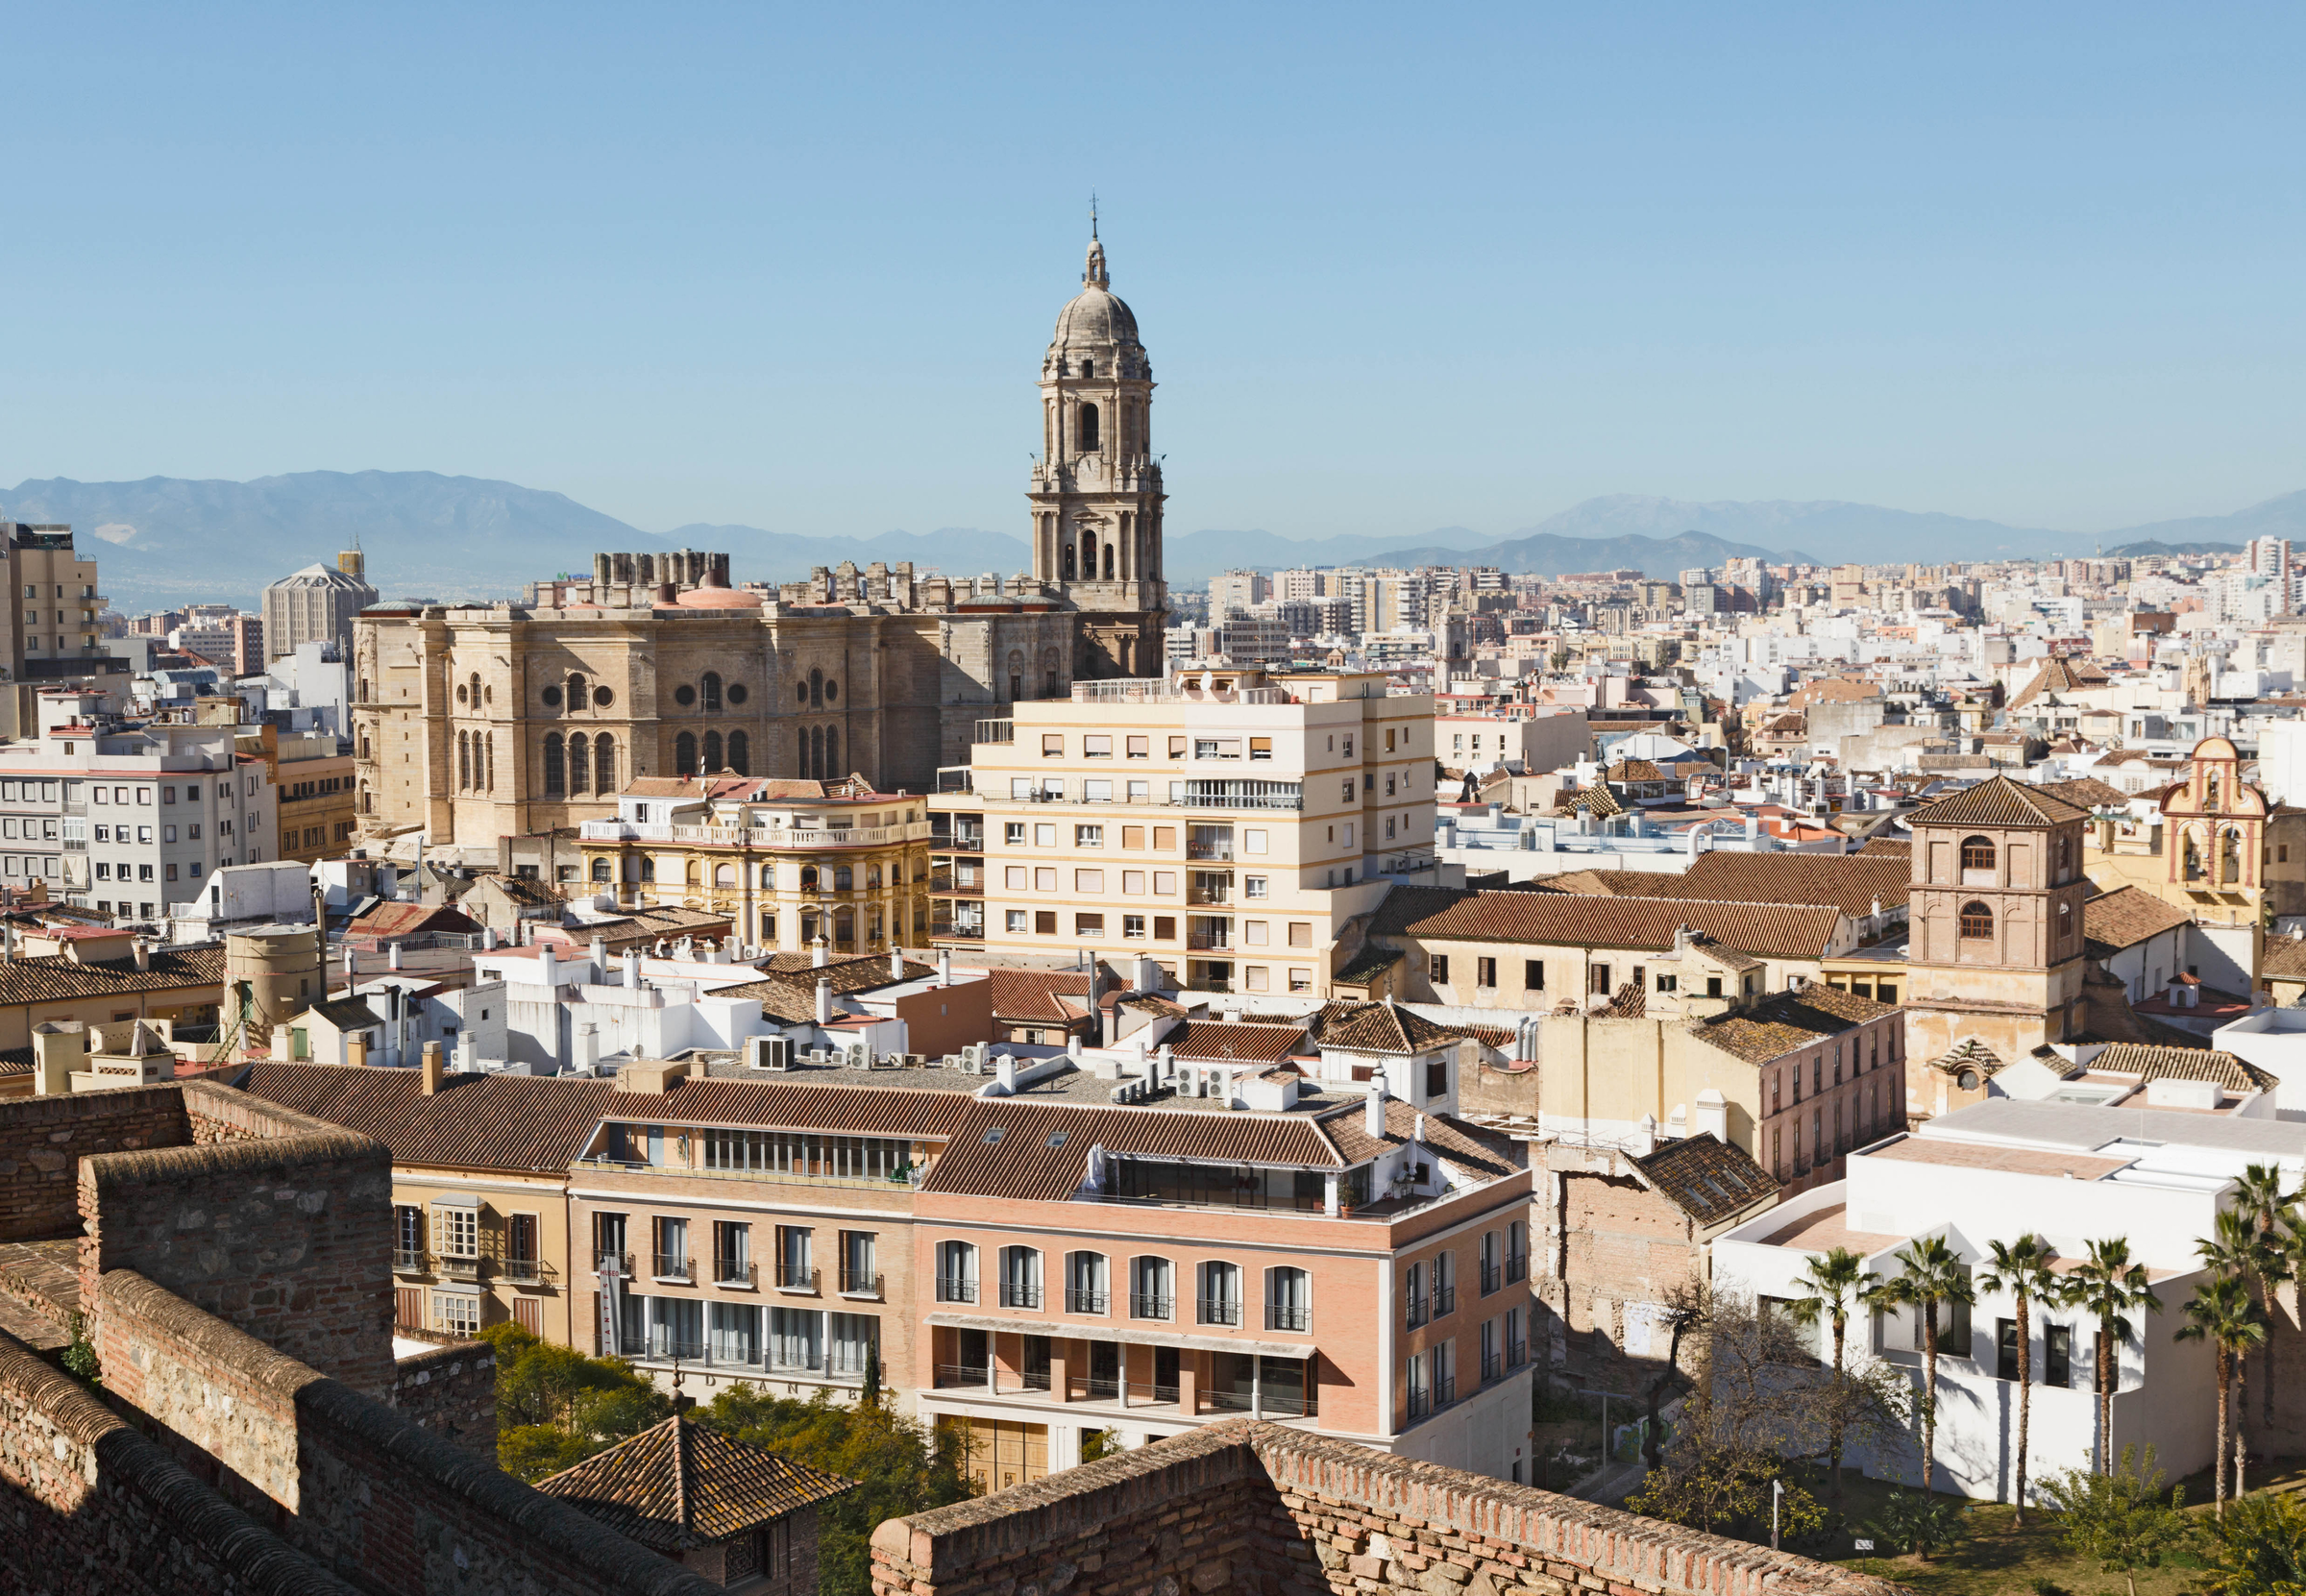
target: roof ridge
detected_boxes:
[674,1414,694,1534]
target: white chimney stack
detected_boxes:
[538,944,558,990]
[890,945,905,978]
[938,947,952,987]
[812,937,829,969]
[624,947,641,989]
[815,977,833,1024]
[386,941,402,971]
[590,935,608,973]
[1365,1085,1386,1138]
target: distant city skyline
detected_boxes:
[3,6,2300,545]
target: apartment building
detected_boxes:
[269,728,358,863]
[928,668,1435,995]
[0,523,104,676]
[911,1006,1536,1486]
[578,774,933,955]
[0,716,278,919]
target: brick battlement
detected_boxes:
[871,1421,1907,1596]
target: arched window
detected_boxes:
[834,866,854,892]
[469,672,481,707]
[833,908,854,949]
[760,864,776,889]
[800,865,820,892]
[593,737,613,795]
[485,733,495,792]
[640,856,655,882]
[714,864,735,888]
[1958,900,1994,940]
[567,674,586,716]
[798,727,810,777]
[359,735,371,760]
[703,730,724,773]
[825,726,839,773]
[1959,836,1996,872]
[1063,542,1076,580]
[701,672,722,713]
[1078,403,1099,452]
[936,1240,978,1302]
[568,733,589,794]
[675,731,698,776]
[2222,827,2244,884]
[727,730,749,775]
[543,734,565,797]
[2057,834,2073,873]
[808,725,824,779]
[591,859,611,882]
[866,865,881,890]
[2185,830,2206,881]
[809,668,823,708]
[1102,542,1115,579]
[359,783,371,815]
[456,731,469,790]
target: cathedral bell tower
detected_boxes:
[1029,220,1166,634]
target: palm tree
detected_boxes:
[2064,1237,2164,1475]
[1868,1235,1975,1493]
[1787,1246,1871,1505]
[1979,1234,2060,1526]
[2228,1165,2295,1435]
[2174,1273,2267,1517]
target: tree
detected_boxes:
[1866,1235,1975,1491]
[1978,1234,2060,1526]
[2062,1237,2163,1475]
[2197,1487,2306,1596]
[2173,1272,2267,1517]
[2229,1163,2295,1435]
[1865,1489,1968,1561]
[1786,1246,1872,1505]
[2038,1444,2192,1596]
[480,1323,672,1482]
[1643,1278,1711,1470]
[861,1345,881,1410]
[697,1386,973,1596]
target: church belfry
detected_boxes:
[1028,220,1166,637]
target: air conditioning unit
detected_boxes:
[844,1043,870,1068]
[746,1036,793,1070]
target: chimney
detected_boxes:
[538,944,558,990]
[132,938,149,972]
[815,978,833,1024]
[938,947,952,987]
[590,935,608,973]
[343,944,356,995]
[387,941,403,971]
[421,1040,444,1095]
[624,947,642,989]
[348,1033,368,1069]
[1365,1084,1386,1138]
[480,924,497,950]
[812,937,829,969]
[890,945,905,979]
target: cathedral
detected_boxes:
[352,230,1169,847]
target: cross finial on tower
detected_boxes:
[1090,192,1098,240]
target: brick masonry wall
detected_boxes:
[871,1421,1912,1596]
[0,1083,189,1243]
[80,1083,398,1398]
[390,1338,501,1461]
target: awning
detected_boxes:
[429,1191,480,1209]
[924,1312,1309,1362]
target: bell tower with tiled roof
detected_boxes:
[1902,775,2093,1081]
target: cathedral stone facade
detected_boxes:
[353,233,1168,847]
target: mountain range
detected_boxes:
[4,472,2300,608]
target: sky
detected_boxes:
[3,3,2302,544]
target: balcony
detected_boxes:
[1197,1298,1242,1327]
[435,1252,480,1282]
[1066,1289,1109,1315]
[1266,1303,1310,1332]
[975,719,1015,745]
[498,1258,544,1285]
[1067,1372,1121,1402]
[840,1269,883,1298]
[1185,841,1235,862]
[715,1260,757,1289]
[392,1249,427,1274]
[1406,1387,1430,1421]
[937,1276,979,1305]
[1407,1296,1428,1331]
[1482,1349,1501,1384]
[775,1265,820,1293]
[1507,1338,1529,1370]
[999,1282,1043,1310]
[1185,931,1233,952]
[576,817,933,849]
[1186,872,1233,907]
[1506,1253,1528,1285]
[1481,1262,1501,1295]
[936,1363,993,1389]
[1130,1293,1173,1321]
[653,1254,694,1283]
[1431,1285,1456,1320]
[596,1250,633,1278]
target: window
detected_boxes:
[1267,1266,1311,1331]
[433,1292,480,1337]
[2046,1324,2073,1387]
[1198,1261,1242,1325]
[1524,959,1545,991]
[1477,957,1497,989]
[1035,868,1057,891]
[1431,954,1450,983]
[1288,968,1312,993]
[1590,964,1612,994]
[998,1245,1043,1309]
[1005,822,1027,844]
[1960,835,1996,872]
[1152,871,1177,894]
[1076,824,1103,847]
[1067,1251,1110,1314]
[1123,914,1146,938]
[1127,736,1148,758]
[1043,734,1064,757]
[1132,1256,1174,1319]
[1153,826,1175,849]
[936,1240,979,1303]
[1425,1057,1449,1099]
[1959,900,1994,940]
[1035,911,1057,934]
[1035,823,1057,846]
[1084,735,1112,757]
[1075,912,1105,938]
[1006,910,1029,932]
[1074,869,1104,893]
[436,1205,478,1261]
[1250,737,1272,761]
[1998,1318,2020,1382]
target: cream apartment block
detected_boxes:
[930,668,1435,994]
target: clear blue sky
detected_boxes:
[4,4,2301,542]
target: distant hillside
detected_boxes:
[658,524,1033,583]
[1371,528,1816,578]
[2102,538,2245,558]
[2102,489,2306,551]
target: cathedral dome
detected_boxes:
[1052,284,1139,350]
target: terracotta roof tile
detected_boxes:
[535,1415,852,1552]
[1312,1001,1466,1054]
[2083,886,2193,958]
[1318,1097,1520,1182]
[1926,1037,2005,1078]
[2089,1042,2272,1093]
[984,969,1094,1026]
[921,1099,1345,1200]
[1368,888,1844,960]
[1691,985,1899,1066]
[1545,853,1912,917]
[1160,1019,1309,1064]
[0,945,225,1009]
[1632,1133,1777,1225]
[2036,776,2132,811]
[1908,775,2091,829]
[2265,935,2306,981]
